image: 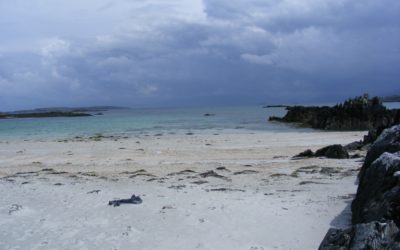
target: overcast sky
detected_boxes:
[0,0,399,110]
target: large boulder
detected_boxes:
[359,125,400,181]
[315,145,350,159]
[352,152,400,225]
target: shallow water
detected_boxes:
[0,105,298,139]
[1,102,399,140]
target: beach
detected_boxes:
[2,0,399,248]
[0,130,366,250]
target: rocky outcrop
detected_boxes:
[319,125,400,249]
[269,95,400,131]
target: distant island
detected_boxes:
[8,106,127,114]
[0,106,127,119]
[380,95,400,102]
[0,111,92,119]
[262,105,289,108]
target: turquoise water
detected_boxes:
[0,106,295,139]
[384,102,400,110]
[1,103,399,140]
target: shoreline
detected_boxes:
[0,130,366,249]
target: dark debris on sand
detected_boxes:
[108,195,143,207]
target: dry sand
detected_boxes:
[0,130,366,250]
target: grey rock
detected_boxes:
[315,145,349,159]
[360,125,400,180]
[352,152,400,225]
[351,221,400,250]
[320,126,400,250]
[319,228,352,250]
[319,221,400,250]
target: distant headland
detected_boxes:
[0,106,127,119]
[380,95,400,102]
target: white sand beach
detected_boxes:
[0,131,366,250]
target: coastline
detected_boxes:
[0,130,366,249]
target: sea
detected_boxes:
[1,103,400,140]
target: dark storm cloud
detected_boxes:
[0,0,399,110]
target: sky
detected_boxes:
[0,0,399,111]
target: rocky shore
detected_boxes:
[269,95,400,248]
[319,125,400,249]
[269,94,400,134]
